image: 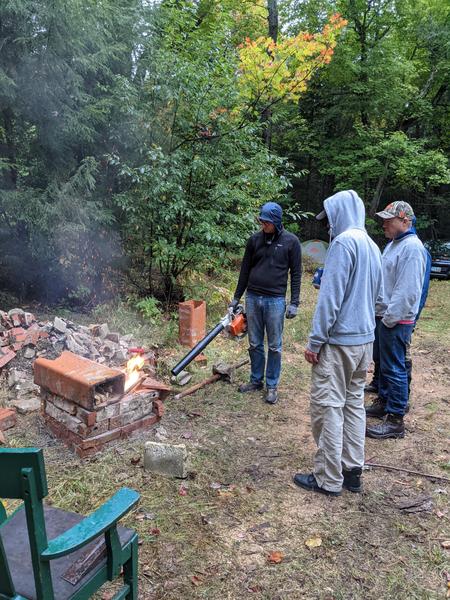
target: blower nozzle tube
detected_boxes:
[171,321,226,376]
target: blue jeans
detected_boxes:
[371,319,413,398]
[378,322,414,416]
[245,293,286,388]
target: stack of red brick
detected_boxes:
[0,310,49,368]
[34,351,170,457]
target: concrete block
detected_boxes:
[171,370,192,386]
[8,369,25,388]
[98,323,109,339]
[23,346,36,359]
[11,396,41,414]
[65,334,87,356]
[106,332,120,344]
[144,441,188,478]
[53,317,67,334]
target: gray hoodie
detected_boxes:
[307,190,383,353]
[375,232,426,327]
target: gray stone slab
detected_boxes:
[144,441,188,478]
[11,396,41,414]
[53,317,67,334]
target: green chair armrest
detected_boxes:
[41,488,139,560]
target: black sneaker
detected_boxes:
[366,414,405,439]
[265,388,278,404]
[293,473,341,496]
[365,397,386,419]
[364,382,378,394]
[342,467,363,493]
[238,382,263,393]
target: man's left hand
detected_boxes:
[304,348,319,364]
[285,304,298,319]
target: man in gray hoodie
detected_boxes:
[293,190,383,496]
[366,201,427,439]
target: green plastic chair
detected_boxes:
[0,448,140,599]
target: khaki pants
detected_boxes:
[310,343,372,492]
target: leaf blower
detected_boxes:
[171,304,247,376]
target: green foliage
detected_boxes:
[135,297,162,324]
[1,0,449,307]
[273,0,450,220]
[0,0,139,302]
[111,0,293,302]
[319,129,450,196]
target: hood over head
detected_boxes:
[316,190,366,238]
[259,202,283,233]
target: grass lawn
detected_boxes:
[3,279,450,599]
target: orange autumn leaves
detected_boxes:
[237,14,347,107]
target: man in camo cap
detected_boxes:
[366,201,427,439]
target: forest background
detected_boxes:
[1,0,449,308]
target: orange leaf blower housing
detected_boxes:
[227,312,247,337]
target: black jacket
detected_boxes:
[234,229,302,305]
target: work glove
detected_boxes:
[228,298,239,312]
[285,304,298,319]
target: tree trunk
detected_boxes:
[262,0,278,148]
[1,109,18,189]
[369,162,389,215]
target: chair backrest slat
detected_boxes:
[0,448,48,500]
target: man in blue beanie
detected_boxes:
[229,202,302,404]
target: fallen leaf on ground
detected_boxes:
[179,485,188,496]
[441,540,450,549]
[305,536,322,548]
[150,528,160,536]
[267,551,284,564]
[191,575,203,586]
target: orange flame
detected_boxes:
[124,355,145,392]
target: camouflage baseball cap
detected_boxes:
[376,201,415,220]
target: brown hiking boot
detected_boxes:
[365,397,386,419]
[366,414,405,439]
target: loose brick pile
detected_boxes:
[0,308,163,451]
[0,309,49,368]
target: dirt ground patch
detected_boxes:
[3,281,450,599]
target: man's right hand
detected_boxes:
[228,298,239,311]
[304,348,319,364]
